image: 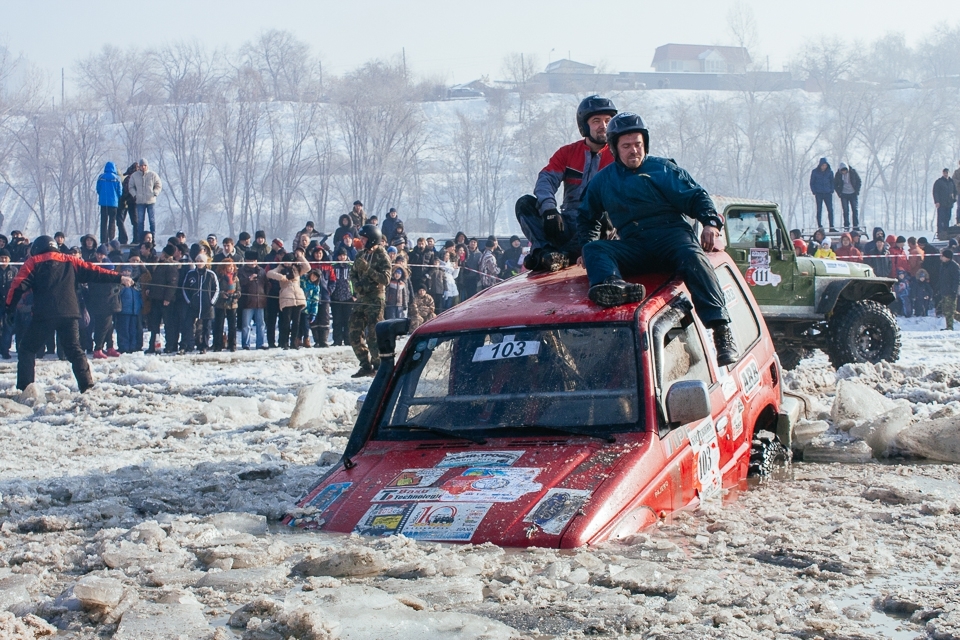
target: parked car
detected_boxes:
[285,252,798,547]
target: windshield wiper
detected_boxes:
[495,424,616,443]
[397,423,487,444]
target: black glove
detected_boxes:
[543,208,564,243]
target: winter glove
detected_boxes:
[543,208,564,243]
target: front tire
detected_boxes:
[827,300,900,369]
[748,430,790,477]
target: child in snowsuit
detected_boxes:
[115,266,143,353]
[408,286,436,331]
[385,267,408,320]
[892,269,912,317]
[300,269,322,347]
[911,269,934,317]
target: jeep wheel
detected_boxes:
[827,300,901,369]
[748,430,790,477]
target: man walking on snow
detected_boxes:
[6,236,133,392]
[516,95,618,272]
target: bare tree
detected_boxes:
[264,101,320,239]
[500,53,540,123]
[474,105,513,236]
[793,36,858,95]
[727,1,760,65]
[332,60,425,216]
[240,30,318,101]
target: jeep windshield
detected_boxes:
[376,325,640,440]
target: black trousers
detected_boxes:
[163,303,181,352]
[100,206,118,244]
[265,298,280,347]
[18,318,93,392]
[278,305,303,348]
[213,307,237,350]
[91,313,114,351]
[581,225,730,327]
[331,301,351,346]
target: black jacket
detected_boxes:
[6,252,121,320]
[0,264,18,314]
[938,259,960,298]
[834,168,862,197]
[934,176,958,207]
[181,267,220,319]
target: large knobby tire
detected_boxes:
[748,430,790,477]
[827,300,901,369]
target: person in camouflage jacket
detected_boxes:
[348,225,392,377]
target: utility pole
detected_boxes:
[402,47,407,80]
[61,68,65,107]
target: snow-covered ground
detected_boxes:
[0,323,959,639]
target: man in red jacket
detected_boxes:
[516,95,617,272]
[6,236,133,392]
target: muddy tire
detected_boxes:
[827,300,900,369]
[748,430,790,477]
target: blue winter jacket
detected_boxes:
[119,284,143,316]
[577,156,722,245]
[96,162,122,207]
[809,158,834,195]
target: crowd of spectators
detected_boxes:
[0,206,526,360]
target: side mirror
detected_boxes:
[376,318,410,358]
[775,227,784,251]
[665,380,712,425]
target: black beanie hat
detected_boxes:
[255,230,266,239]
[162,245,176,257]
[244,250,259,260]
[238,232,251,242]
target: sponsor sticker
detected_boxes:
[821,259,851,275]
[745,266,782,287]
[524,489,591,535]
[731,399,745,439]
[304,482,351,513]
[373,467,541,503]
[688,419,721,498]
[722,284,739,308]
[436,450,524,468]
[721,377,738,401]
[400,502,492,541]
[387,468,446,488]
[749,248,771,266]
[353,503,415,537]
[738,358,761,398]
[472,335,540,362]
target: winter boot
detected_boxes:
[93,350,108,359]
[106,348,121,357]
[523,249,542,271]
[588,277,646,308]
[539,251,570,272]
[711,323,738,367]
[351,364,376,378]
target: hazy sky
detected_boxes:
[0,0,950,90]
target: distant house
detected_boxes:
[544,59,596,75]
[651,44,751,74]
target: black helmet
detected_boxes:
[31,235,58,256]
[606,112,650,163]
[357,224,383,249]
[576,95,618,139]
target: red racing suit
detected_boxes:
[534,140,614,215]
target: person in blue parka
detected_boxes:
[810,157,836,231]
[576,112,738,367]
[96,162,123,245]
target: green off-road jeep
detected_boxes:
[712,196,901,369]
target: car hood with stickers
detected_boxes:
[285,253,791,548]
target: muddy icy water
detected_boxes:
[1,318,958,639]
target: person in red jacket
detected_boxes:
[834,233,863,262]
[6,235,132,392]
[516,95,617,272]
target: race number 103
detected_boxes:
[472,335,541,362]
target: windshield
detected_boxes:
[376,325,640,439]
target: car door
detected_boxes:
[724,209,795,306]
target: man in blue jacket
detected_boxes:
[810,157,835,231]
[96,162,123,244]
[577,112,737,366]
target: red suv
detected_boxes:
[285,252,793,548]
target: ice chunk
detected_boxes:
[803,440,873,463]
[0,611,57,638]
[891,413,960,462]
[792,420,830,448]
[378,576,484,605]
[848,405,913,456]
[73,575,124,609]
[114,601,211,639]
[830,380,899,425]
[0,573,37,611]
[196,566,288,593]
[203,512,268,536]
[0,398,32,417]
[200,396,261,426]
[289,381,328,428]
[292,548,388,578]
[279,585,519,639]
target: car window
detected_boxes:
[661,319,710,388]
[377,325,640,436]
[715,265,761,355]
[726,211,775,249]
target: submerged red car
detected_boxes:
[285,252,796,548]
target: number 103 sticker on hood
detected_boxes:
[473,335,540,362]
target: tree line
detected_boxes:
[0,27,958,241]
